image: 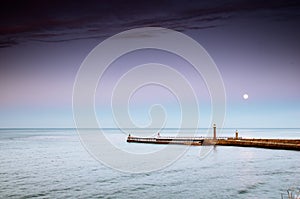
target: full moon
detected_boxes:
[243,94,249,100]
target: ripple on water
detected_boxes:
[1,129,300,198]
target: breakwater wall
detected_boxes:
[127,136,300,151]
[217,138,300,151]
[127,126,300,151]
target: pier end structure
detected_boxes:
[213,124,217,140]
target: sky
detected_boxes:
[0,0,300,128]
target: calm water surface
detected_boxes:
[0,128,299,198]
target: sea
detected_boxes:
[0,128,299,199]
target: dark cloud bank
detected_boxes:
[0,0,300,47]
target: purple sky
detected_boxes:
[0,0,300,128]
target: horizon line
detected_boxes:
[0,127,300,130]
